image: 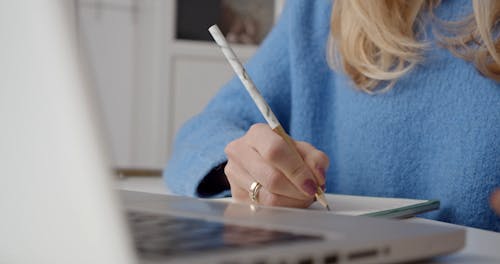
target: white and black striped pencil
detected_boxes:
[208,24,330,211]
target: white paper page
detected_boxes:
[213,194,429,216]
[308,194,428,215]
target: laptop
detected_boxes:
[0,1,465,264]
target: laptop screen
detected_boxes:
[128,211,323,261]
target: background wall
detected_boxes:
[76,0,284,170]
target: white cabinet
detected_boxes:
[170,41,257,140]
[172,56,234,136]
[76,0,283,170]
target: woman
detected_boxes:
[165,0,500,231]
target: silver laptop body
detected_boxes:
[0,1,464,264]
[122,190,464,264]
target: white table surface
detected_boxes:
[116,176,500,264]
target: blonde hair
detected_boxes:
[329,0,500,92]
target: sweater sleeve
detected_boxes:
[163,1,294,197]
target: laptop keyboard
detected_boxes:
[127,211,322,260]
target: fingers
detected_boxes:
[225,160,313,207]
[224,159,254,196]
[244,124,319,197]
[225,138,309,200]
[490,189,500,215]
[224,123,329,208]
[295,141,329,188]
[231,182,313,208]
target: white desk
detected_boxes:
[116,176,500,264]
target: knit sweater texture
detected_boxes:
[164,0,500,231]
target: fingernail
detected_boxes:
[316,166,326,180]
[492,190,500,208]
[302,179,317,196]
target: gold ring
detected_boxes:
[249,181,263,203]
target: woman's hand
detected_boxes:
[224,123,329,208]
[491,188,500,216]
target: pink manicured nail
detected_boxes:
[302,179,317,196]
[491,189,500,213]
[316,166,326,180]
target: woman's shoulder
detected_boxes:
[285,0,332,26]
[278,0,332,52]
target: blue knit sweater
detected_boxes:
[164,0,500,231]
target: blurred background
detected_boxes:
[76,0,284,174]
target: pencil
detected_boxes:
[208,25,330,211]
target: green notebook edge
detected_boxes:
[362,200,440,219]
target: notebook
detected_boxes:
[308,194,439,218]
[216,194,439,219]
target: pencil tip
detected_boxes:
[326,205,331,211]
